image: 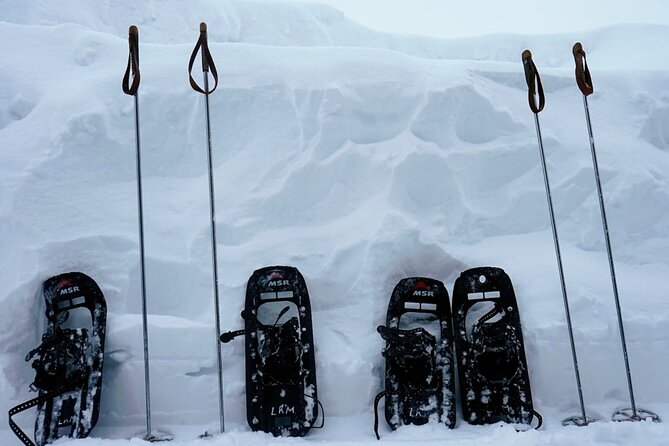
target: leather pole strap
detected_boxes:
[573,42,594,96]
[522,49,545,114]
[188,22,219,95]
[122,25,140,96]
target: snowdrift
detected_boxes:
[1,0,668,444]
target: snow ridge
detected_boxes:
[1,0,669,444]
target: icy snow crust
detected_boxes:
[1,0,669,444]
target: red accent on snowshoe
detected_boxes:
[413,280,429,290]
[58,278,73,289]
[267,271,285,280]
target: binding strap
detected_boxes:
[122,26,140,96]
[188,22,218,95]
[522,50,545,114]
[373,390,387,440]
[219,329,246,343]
[471,306,521,385]
[572,42,594,96]
[9,374,85,446]
[531,408,543,429]
[27,327,88,392]
[471,307,542,429]
[377,325,433,345]
[511,397,543,430]
[304,394,325,429]
[219,307,295,343]
[374,326,437,439]
[475,302,506,326]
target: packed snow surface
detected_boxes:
[1,1,669,445]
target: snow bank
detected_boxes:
[1,0,668,444]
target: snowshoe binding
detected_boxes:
[220,266,322,436]
[452,267,541,429]
[374,277,455,439]
[9,272,107,446]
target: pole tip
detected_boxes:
[129,25,138,37]
[573,42,584,56]
[200,22,207,33]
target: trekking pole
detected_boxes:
[188,22,225,434]
[572,42,660,423]
[522,50,596,427]
[122,26,173,443]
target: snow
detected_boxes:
[1,0,669,445]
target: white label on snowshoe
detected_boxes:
[277,291,294,299]
[467,292,484,300]
[404,302,420,310]
[485,291,500,299]
[421,303,437,311]
[260,292,277,300]
[56,295,86,309]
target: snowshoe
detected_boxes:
[374,277,455,439]
[220,266,322,436]
[9,272,107,446]
[452,267,541,428]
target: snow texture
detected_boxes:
[1,0,669,445]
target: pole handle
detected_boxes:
[573,42,594,96]
[522,49,545,114]
[188,22,219,95]
[122,25,140,96]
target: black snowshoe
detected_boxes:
[9,272,107,446]
[220,266,322,436]
[452,267,541,428]
[374,277,455,439]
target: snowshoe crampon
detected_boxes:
[374,277,455,439]
[9,272,107,446]
[452,267,541,429]
[220,266,322,436]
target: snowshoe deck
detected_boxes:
[452,267,540,428]
[220,266,320,437]
[9,272,107,446]
[375,277,455,438]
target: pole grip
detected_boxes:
[522,49,545,114]
[122,25,140,96]
[573,42,594,96]
[188,22,219,94]
[200,22,209,73]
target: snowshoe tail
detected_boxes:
[452,267,540,428]
[9,272,107,446]
[375,277,455,438]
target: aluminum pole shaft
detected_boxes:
[203,72,225,433]
[582,95,637,416]
[534,114,589,424]
[133,94,154,437]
